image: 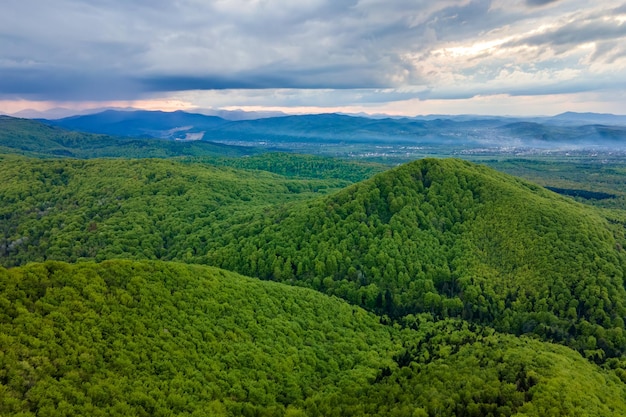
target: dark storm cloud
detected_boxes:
[414,74,626,101]
[139,59,409,92]
[526,0,562,6]
[0,0,624,102]
[508,16,626,48]
[0,0,442,100]
[0,67,143,101]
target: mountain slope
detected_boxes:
[0,116,254,158]
[47,110,228,139]
[549,111,626,126]
[496,121,626,146]
[205,158,626,359]
[41,110,626,151]
[2,153,626,361]
[1,260,625,416]
[201,113,481,145]
[0,155,352,267]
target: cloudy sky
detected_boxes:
[1,0,625,116]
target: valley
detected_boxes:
[5,0,626,414]
[2,111,626,415]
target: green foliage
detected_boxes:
[3,155,626,361]
[1,260,625,416]
[483,157,626,210]
[195,152,386,182]
[3,150,626,414]
[370,318,626,417]
[0,156,349,266]
[205,158,626,359]
[0,260,397,416]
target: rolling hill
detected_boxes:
[2,260,625,416]
[0,116,255,158]
[0,155,354,267]
[205,158,626,359]
[3,150,626,414]
[40,110,626,151]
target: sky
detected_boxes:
[1,0,625,117]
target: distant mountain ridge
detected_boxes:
[41,110,626,149]
[0,116,257,158]
[548,111,626,125]
[47,109,228,140]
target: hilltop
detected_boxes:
[3,151,626,414]
[205,158,626,359]
[1,260,625,416]
[0,116,255,158]
[40,110,626,154]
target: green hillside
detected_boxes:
[200,152,386,182]
[0,116,255,158]
[205,158,626,360]
[3,152,626,414]
[3,155,626,359]
[0,155,350,267]
[1,260,625,416]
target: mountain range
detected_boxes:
[2,152,626,415]
[41,110,626,150]
[3,110,626,415]
[0,115,258,158]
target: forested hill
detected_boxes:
[3,154,626,360]
[3,154,626,361]
[206,158,626,360]
[0,155,352,267]
[4,153,626,414]
[2,260,626,416]
[0,116,255,158]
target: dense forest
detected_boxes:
[0,154,352,266]
[483,158,626,210]
[205,158,626,360]
[2,144,626,415]
[2,260,625,416]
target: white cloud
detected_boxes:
[0,0,625,115]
